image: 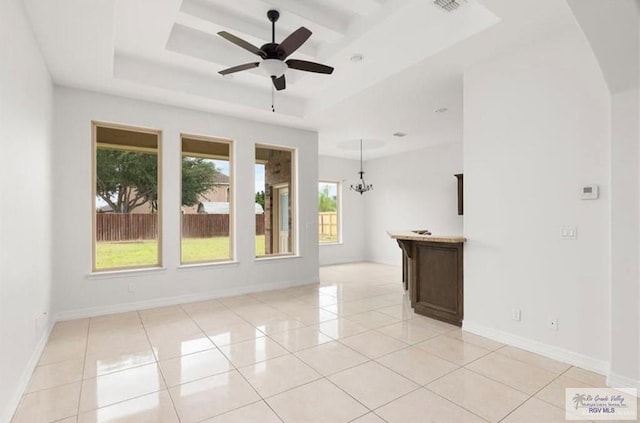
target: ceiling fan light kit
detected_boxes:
[260,59,287,78]
[217,9,334,92]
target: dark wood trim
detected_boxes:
[455,173,463,216]
[401,252,408,291]
[396,239,412,258]
[398,240,410,292]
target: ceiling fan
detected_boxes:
[217,9,334,91]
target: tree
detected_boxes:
[181,158,219,207]
[318,185,337,212]
[255,190,265,210]
[96,149,158,213]
[96,149,218,213]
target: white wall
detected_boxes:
[592,1,640,389]
[463,30,611,370]
[318,155,367,265]
[566,0,640,388]
[0,0,53,421]
[52,87,319,317]
[609,88,640,386]
[364,142,463,265]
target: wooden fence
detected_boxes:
[318,212,338,240]
[96,213,264,241]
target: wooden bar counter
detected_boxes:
[388,230,466,326]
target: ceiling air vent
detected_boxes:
[433,0,466,12]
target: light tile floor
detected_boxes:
[12,263,635,423]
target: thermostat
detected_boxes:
[581,185,599,200]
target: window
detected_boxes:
[255,145,296,257]
[93,123,161,271]
[318,181,340,244]
[181,136,233,264]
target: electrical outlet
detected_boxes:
[547,317,559,331]
[128,283,135,293]
[511,309,522,322]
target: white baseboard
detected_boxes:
[1,319,55,423]
[55,277,318,321]
[319,259,368,267]
[463,321,609,375]
[607,372,640,390]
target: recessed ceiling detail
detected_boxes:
[111,0,500,120]
[45,0,620,162]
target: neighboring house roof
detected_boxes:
[97,204,113,212]
[198,202,264,214]
[215,173,230,184]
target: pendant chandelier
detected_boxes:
[350,139,373,195]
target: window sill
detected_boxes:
[255,254,300,262]
[319,242,343,246]
[87,266,167,279]
[177,261,239,271]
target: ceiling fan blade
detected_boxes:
[286,59,334,74]
[272,75,286,91]
[276,27,312,59]
[218,31,266,58]
[218,62,260,75]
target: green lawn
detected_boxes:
[319,235,338,243]
[182,237,231,263]
[96,236,265,269]
[96,241,159,269]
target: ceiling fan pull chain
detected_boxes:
[271,85,275,113]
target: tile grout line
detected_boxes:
[74,317,92,420]
[494,367,574,422]
[71,314,169,420]
[420,385,493,423]
[180,301,289,423]
[354,328,495,422]
[205,294,386,420]
[230,283,408,419]
[139,308,182,423]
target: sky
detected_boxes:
[212,160,265,193]
[319,181,338,197]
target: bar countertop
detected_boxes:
[387,230,466,244]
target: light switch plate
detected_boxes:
[561,226,577,240]
[511,309,522,322]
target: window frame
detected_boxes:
[179,133,234,265]
[254,143,298,259]
[318,180,342,245]
[91,121,163,273]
